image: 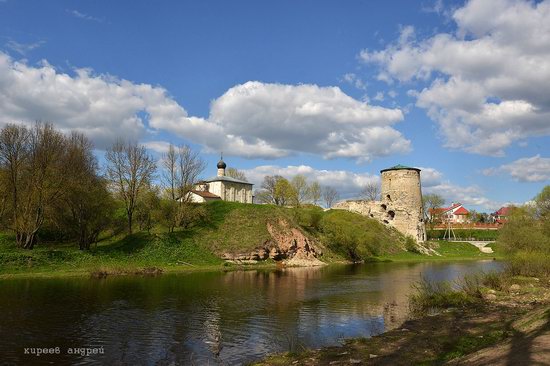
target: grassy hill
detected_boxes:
[0,201,413,277]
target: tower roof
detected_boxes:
[217,154,226,169]
[380,164,421,173]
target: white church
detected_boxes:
[188,157,254,204]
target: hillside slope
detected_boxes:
[0,201,410,276]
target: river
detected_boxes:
[0,260,501,365]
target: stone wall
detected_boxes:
[333,168,426,242]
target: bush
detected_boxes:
[409,277,482,316]
[318,210,401,261]
[507,250,550,277]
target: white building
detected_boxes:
[189,158,254,204]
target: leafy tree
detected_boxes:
[153,198,179,233]
[535,185,550,218]
[226,167,248,181]
[135,185,161,233]
[290,174,309,206]
[257,175,294,205]
[0,123,75,249]
[274,177,294,206]
[51,133,115,249]
[309,181,321,205]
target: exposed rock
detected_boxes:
[222,219,324,266]
[510,284,521,292]
[486,293,497,301]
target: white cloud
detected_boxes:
[5,40,45,55]
[483,155,550,182]
[0,53,158,148]
[0,53,409,161]
[142,141,172,154]
[417,166,499,210]
[373,92,384,101]
[360,0,550,156]
[184,81,410,161]
[341,72,367,90]
[68,9,104,23]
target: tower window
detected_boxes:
[388,210,395,219]
[381,204,387,210]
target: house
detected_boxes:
[430,203,470,224]
[188,157,254,204]
[493,206,511,224]
[187,189,222,203]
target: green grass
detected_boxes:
[378,241,503,262]
[0,202,503,278]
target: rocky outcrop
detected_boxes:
[221,219,325,266]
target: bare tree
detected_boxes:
[322,186,339,208]
[0,123,69,248]
[423,193,445,230]
[162,144,177,200]
[291,174,309,206]
[309,181,321,205]
[361,181,380,201]
[106,139,157,234]
[259,175,280,205]
[226,167,247,181]
[174,144,206,203]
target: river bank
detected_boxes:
[255,274,550,365]
[0,234,500,279]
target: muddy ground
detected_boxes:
[255,277,550,366]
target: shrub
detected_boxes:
[409,277,482,316]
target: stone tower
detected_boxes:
[380,165,426,242]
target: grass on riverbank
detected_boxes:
[0,201,406,277]
[0,201,500,278]
[378,240,502,262]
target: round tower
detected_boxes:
[380,165,426,242]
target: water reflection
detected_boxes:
[0,260,501,365]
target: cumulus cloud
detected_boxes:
[483,155,550,182]
[417,166,499,210]
[0,53,409,161]
[154,81,410,161]
[360,0,550,156]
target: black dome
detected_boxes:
[217,159,226,169]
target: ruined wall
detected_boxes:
[333,168,427,242]
[380,169,426,242]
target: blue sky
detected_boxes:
[0,0,549,211]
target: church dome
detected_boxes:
[217,159,226,169]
